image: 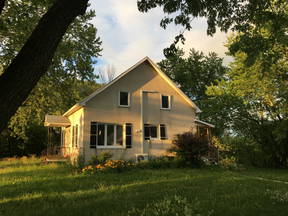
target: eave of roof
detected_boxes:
[62,104,82,117]
[195,119,215,128]
[44,115,71,127]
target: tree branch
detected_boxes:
[0,0,6,15]
[0,0,89,132]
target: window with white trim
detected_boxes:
[90,122,124,148]
[144,124,158,140]
[160,124,167,140]
[119,91,130,107]
[161,95,170,109]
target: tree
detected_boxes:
[171,131,209,166]
[138,0,288,68]
[0,0,90,132]
[98,64,116,83]
[206,35,288,167]
[158,48,227,135]
[0,0,102,156]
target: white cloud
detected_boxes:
[90,0,231,75]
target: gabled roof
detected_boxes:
[63,56,201,117]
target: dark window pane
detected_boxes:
[125,123,132,148]
[91,123,97,134]
[144,124,150,140]
[126,136,132,148]
[160,124,166,140]
[116,125,123,146]
[126,123,132,135]
[107,125,114,146]
[120,92,129,106]
[161,95,169,108]
[150,126,157,138]
[98,124,105,145]
[90,135,96,148]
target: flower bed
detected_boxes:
[82,160,134,174]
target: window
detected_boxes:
[116,125,123,146]
[107,124,114,146]
[119,91,130,107]
[71,126,75,147]
[71,125,78,147]
[75,124,78,147]
[90,122,124,148]
[144,124,158,140]
[125,123,132,148]
[160,124,167,140]
[61,130,65,147]
[90,122,97,148]
[161,95,170,109]
[97,124,105,146]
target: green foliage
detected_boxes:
[171,132,209,166]
[127,195,211,216]
[218,156,238,170]
[206,43,288,167]
[88,152,113,165]
[158,48,227,136]
[0,0,102,156]
[138,0,288,68]
[135,156,184,169]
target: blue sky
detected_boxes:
[90,0,232,76]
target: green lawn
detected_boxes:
[1,158,288,216]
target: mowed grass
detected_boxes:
[1,158,288,216]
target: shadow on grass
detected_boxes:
[0,173,218,216]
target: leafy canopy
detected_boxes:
[138,0,288,68]
[0,0,102,155]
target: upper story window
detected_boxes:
[119,91,130,107]
[161,95,170,109]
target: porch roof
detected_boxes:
[44,115,71,127]
[195,119,215,128]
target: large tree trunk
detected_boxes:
[0,0,5,15]
[0,0,89,132]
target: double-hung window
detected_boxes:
[160,124,167,140]
[144,124,158,140]
[71,125,78,147]
[90,122,131,148]
[119,91,130,107]
[161,95,171,109]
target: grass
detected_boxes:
[1,157,288,216]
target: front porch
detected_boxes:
[44,115,72,158]
[195,119,218,162]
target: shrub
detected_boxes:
[171,132,209,166]
[135,156,186,169]
[89,152,113,165]
[218,156,238,170]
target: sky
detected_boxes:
[89,0,232,76]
